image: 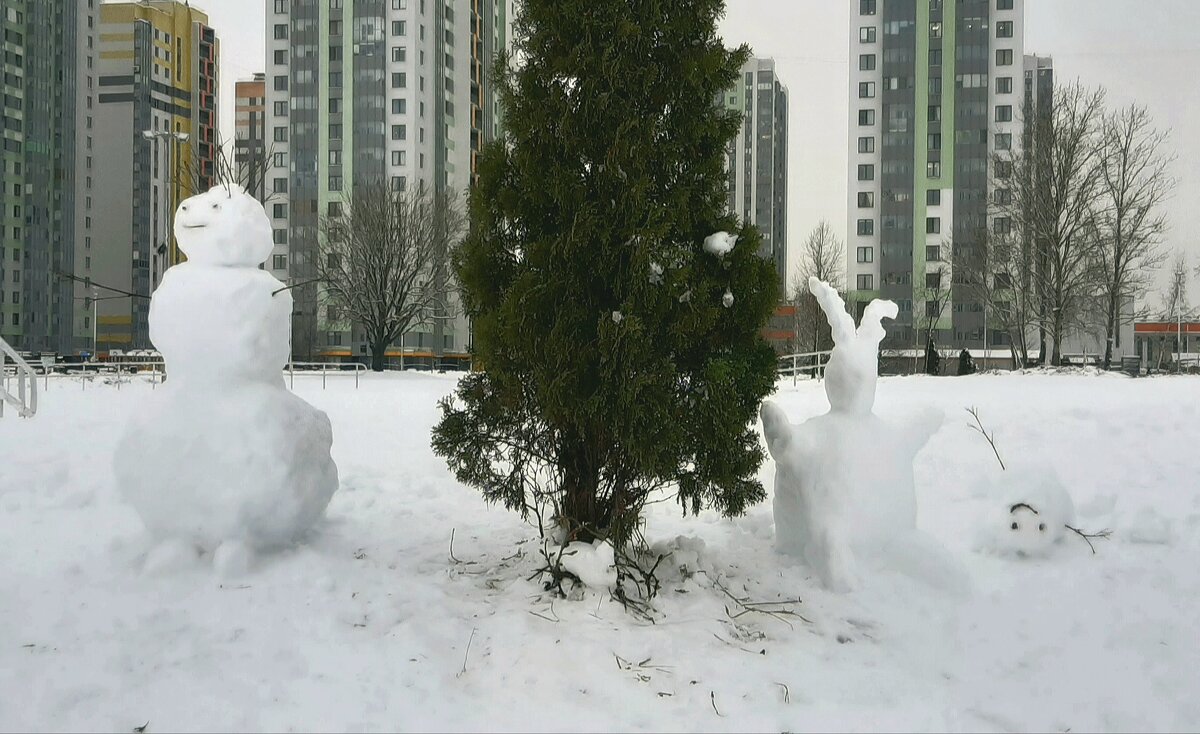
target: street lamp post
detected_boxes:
[141,129,190,278]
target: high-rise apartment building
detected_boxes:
[92,0,219,352]
[0,0,95,355]
[847,0,1025,351]
[722,57,789,298]
[235,74,269,202]
[264,0,509,364]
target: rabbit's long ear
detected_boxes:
[760,401,793,458]
[808,277,856,346]
[858,298,899,347]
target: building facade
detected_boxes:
[92,0,219,352]
[0,0,95,355]
[722,57,789,298]
[847,0,1025,351]
[264,0,509,364]
[235,74,268,202]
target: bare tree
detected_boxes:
[962,228,1040,368]
[1093,103,1174,368]
[995,82,1107,365]
[789,220,844,355]
[914,243,954,374]
[316,182,465,371]
[1158,254,1193,371]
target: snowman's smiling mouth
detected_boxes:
[181,224,207,229]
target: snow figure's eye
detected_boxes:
[211,203,219,210]
[181,204,188,211]
[1038,523,1046,532]
[1010,522,1018,531]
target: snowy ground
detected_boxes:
[2,371,1199,732]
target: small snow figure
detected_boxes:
[958,348,976,375]
[702,231,737,257]
[722,288,734,308]
[760,277,959,592]
[649,261,664,285]
[612,311,623,323]
[980,462,1076,557]
[113,184,339,570]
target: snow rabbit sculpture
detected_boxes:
[760,277,955,592]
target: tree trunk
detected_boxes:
[561,454,605,544]
[370,339,388,372]
[1102,292,1118,370]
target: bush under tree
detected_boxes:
[431,0,779,552]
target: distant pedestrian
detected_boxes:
[958,348,976,376]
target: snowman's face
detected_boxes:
[174,184,273,267]
[1005,503,1052,556]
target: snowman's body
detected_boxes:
[761,278,958,592]
[114,184,338,558]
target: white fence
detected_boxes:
[0,337,38,418]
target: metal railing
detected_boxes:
[287,361,368,389]
[18,359,368,392]
[0,337,38,418]
[777,350,833,386]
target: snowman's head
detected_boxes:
[174,183,273,267]
[1005,502,1054,556]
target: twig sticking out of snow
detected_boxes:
[1064,524,1113,554]
[966,406,1006,471]
[456,627,476,679]
[710,691,725,717]
[704,572,812,628]
[775,682,791,704]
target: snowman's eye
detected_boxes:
[181,204,188,211]
[1010,522,1018,531]
[211,203,219,210]
[1038,523,1046,532]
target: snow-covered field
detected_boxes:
[2,371,1199,732]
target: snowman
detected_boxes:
[759,277,961,592]
[977,461,1079,557]
[114,183,339,571]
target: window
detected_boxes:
[929,133,941,151]
[273,152,286,167]
[927,189,941,206]
[929,49,942,66]
[273,49,287,65]
[997,0,1014,8]
[860,26,876,43]
[391,98,406,114]
[272,254,287,270]
[927,161,941,178]
[857,247,874,263]
[273,177,288,193]
[392,20,407,36]
[995,105,1013,122]
[860,0,877,15]
[926,301,941,318]
[994,188,1012,205]
[995,160,1013,178]
[391,72,407,88]
[926,272,942,289]
[273,0,286,12]
[273,24,288,39]
[273,228,287,244]
[391,175,407,192]
[929,77,941,95]
[273,126,287,142]
[858,109,876,126]
[329,175,343,191]
[930,22,942,38]
[328,202,342,217]
[926,217,941,234]
[928,105,941,122]
[996,21,1013,38]
[391,124,407,140]
[857,164,875,181]
[392,46,407,62]
[926,246,941,262]
[858,136,875,153]
[273,75,288,91]
[996,49,1013,66]
[329,72,342,87]
[858,82,876,99]
[859,54,876,71]
[996,76,1013,94]
[329,150,342,166]
[273,101,288,116]
[272,203,286,219]
[329,123,342,140]
[391,150,406,166]
[329,20,342,35]
[857,192,875,208]
[857,219,875,236]
[857,274,874,291]
[995,132,1012,150]
[329,98,341,113]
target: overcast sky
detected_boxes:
[199,0,1200,299]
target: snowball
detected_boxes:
[174,183,273,267]
[115,185,339,557]
[977,462,1077,558]
[611,311,623,323]
[559,540,617,589]
[722,288,734,308]
[702,231,737,257]
[760,278,952,592]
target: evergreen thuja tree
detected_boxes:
[431,0,779,551]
